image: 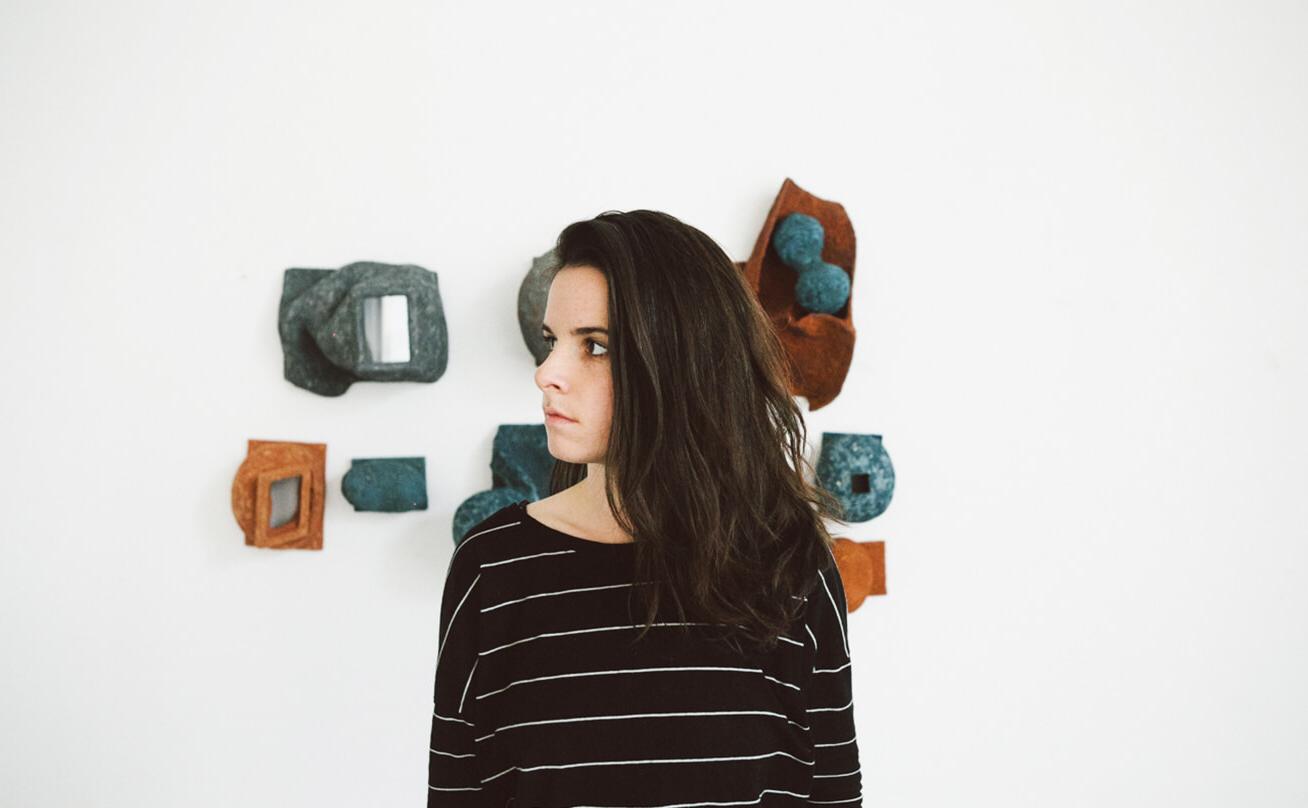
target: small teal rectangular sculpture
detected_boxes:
[341,457,428,512]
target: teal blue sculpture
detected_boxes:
[815,432,894,522]
[341,457,427,512]
[772,213,851,315]
[452,424,554,545]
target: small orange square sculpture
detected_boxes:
[232,440,326,550]
[833,537,887,611]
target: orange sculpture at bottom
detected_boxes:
[231,439,326,550]
[833,537,886,611]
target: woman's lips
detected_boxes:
[546,413,576,425]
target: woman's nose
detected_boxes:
[535,351,568,390]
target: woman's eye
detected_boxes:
[540,335,607,357]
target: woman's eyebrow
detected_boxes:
[542,323,608,336]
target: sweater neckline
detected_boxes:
[515,500,637,549]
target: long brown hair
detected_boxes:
[544,209,845,655]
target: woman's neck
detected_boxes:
[573,465,632,540]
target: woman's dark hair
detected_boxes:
[545,209,846,656]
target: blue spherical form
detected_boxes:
[795,260,851,315]
[772,213,825,268]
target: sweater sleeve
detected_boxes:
[804,549,863,805]
[427,536,485,805]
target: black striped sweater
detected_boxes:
[427,499,862,806]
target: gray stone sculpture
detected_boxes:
[279,260,448,396]
[518,248,562,366]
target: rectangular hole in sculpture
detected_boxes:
[269,475,302,528]
[851,473,870,494]
[362,294,411,364]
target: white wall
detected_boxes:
[2,1,1305,805]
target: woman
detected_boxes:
[429,210,862,806]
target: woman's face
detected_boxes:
[535,264,613,464]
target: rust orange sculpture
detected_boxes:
[832,537,886,612]
[231,439,326,550]
[737,178,856,410]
